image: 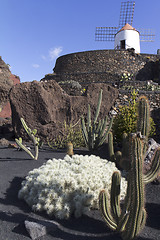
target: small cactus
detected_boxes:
[108,131,115,162]
[15,118,40,160]
[66,142,74,157]
[108,132,130,170]
[81,89,113,151]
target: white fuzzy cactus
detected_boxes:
[18,154,127,219]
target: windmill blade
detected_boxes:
[119,1,135,29]
[138,28,155,42]
[95,27,118,41]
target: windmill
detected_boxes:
[95,1,155,53]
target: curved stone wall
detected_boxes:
[41,49,160,85]
[53,49,158,76]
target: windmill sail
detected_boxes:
[95,27,118,41]
[118,1,135,28]
[138,28,155,42]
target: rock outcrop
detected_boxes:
[0,56,20,118]
[0,57,13,104]
[9,80,118,141]
[0,74,20,118]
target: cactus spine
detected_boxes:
[15,118,40,160]
[99,133,160,239]
[81,89,113,151]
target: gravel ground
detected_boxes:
[0,145,159,240]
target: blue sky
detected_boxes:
[0,0,159,82]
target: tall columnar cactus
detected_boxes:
[81,89,113,151]
[137,95,150,155]
[99,134,160,240]
[15,118,40,160]
[137,95,150,138]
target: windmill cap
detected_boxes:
[117,23,139,34]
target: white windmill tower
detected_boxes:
[95,1,155,53]
[114,23,140,53]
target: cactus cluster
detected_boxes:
[99,133,160,240]
[18,154,127,219]
[100,95,160,239]
[81,89,113,151]
[15,118,41,160]
[108,131,130,170]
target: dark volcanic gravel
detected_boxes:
[0,145,160,240]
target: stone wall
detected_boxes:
[41,49,160,84]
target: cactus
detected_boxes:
[15,118,40,160]
[137,96,150,138]
[81,89,113,151]
[99,133,160,240]
[66,142,74,157]
[108,131,115,162]
[137,95,150,156]
[143,147,160,183]
[108,132,130,170]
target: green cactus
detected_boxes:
[143,147,160,183]
[108,131,115,162]
[137,95,150,156]
[15,118,40,160]
[108,132,130,170]
[99,134,160,240]
[81,89,113,151]
[137,95,150,138]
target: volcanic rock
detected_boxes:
[0,138,10,146]
[9,80,118,142]
[0,117,14,140]
[25,220,57,240]
[0,56,13,104]
[0,56,20,118]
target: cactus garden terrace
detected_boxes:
[0,90,160,240]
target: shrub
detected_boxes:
[18,154,127,219]
[48,120,85,149]
[112,90,156,143]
